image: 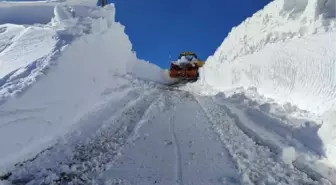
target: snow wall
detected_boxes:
[0,1,92,25]
[0,3,55,25]
[0,4,165,171]
[200,0,336,165]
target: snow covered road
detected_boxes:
[2,84,333,185]
[102,90,239,185]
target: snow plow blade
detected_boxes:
[168,52,204,80]
[169,63,199,80]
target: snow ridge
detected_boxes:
[210,0,336,62]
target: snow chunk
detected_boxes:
[52,5,75,23]
[259,103,271,113]
[281,147,297,165]
[318,111,336,165]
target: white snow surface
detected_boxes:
[1,0,336,184]
[0,0,97,25]
[0,2,166,172]
[198,0,336,166]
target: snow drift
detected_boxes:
[0,3,165,172]
[200,0,336,165]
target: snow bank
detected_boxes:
[0,2,55,25]
[201,33,336,114]
[0,3,164,172]
[201,0,336,114]
[208,0,336,62]
[0,4,89,105]
[200,0,336,165]
[0,25,60,104]
[0,1,96,25]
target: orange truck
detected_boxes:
[169,52,204,80]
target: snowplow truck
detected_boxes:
[169,52,204,80]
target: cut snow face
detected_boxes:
[0,1,99,25]
[0,4,90,105]
[207,0,336,62]
[0,25,58,78]
[199,0,336,166]
[201,32,336,115]
[0,2,54,25]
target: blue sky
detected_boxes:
[108,0,272,68]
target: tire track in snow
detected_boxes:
[164,90,184,185]
[195,96,325,185]
[5,88,162,185]
[170,114,183,185]
[127,92,166,144]
[101,91,179,184]
[100,90,240,184]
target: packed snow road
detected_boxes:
[102,90,240,185]
[1,82,331,185]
